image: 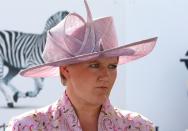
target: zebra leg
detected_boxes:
[0,82,14,108]
[3,66,26,102]
[25,78,44,97]
[0,58,14,107]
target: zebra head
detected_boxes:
[43,11,69,32]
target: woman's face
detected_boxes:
[60,57,118,106]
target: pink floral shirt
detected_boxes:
[7,92,154,131]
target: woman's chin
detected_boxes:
[91,95,108,106]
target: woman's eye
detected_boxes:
[89,64,99,68]
[108,64,117,69]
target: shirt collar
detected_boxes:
[56,91,114,128]
[58,91,114,113]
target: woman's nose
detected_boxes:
[98,67,110,81]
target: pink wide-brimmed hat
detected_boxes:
[20,0,157,77]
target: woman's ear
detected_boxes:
[60,66,69,79]
[59,66,70,86]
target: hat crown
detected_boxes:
[42,0,118,63]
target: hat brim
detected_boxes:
[20,37,157,77]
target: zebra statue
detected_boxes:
[0,11,69,108]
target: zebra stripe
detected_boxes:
[0,31,39,68]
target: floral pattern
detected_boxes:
[7,92,154,131]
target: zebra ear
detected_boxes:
[43,11,69,32]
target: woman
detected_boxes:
[7,0,157,130]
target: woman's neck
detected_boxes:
[75,102,101,118]
[74,103,101,131]
[68,92,102,118]
[66,90,102,131]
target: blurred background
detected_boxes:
[0,0,188,131]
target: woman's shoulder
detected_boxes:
[6,104,55,130]
[112,107,155,131]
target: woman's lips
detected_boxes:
[97,86,108,89]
